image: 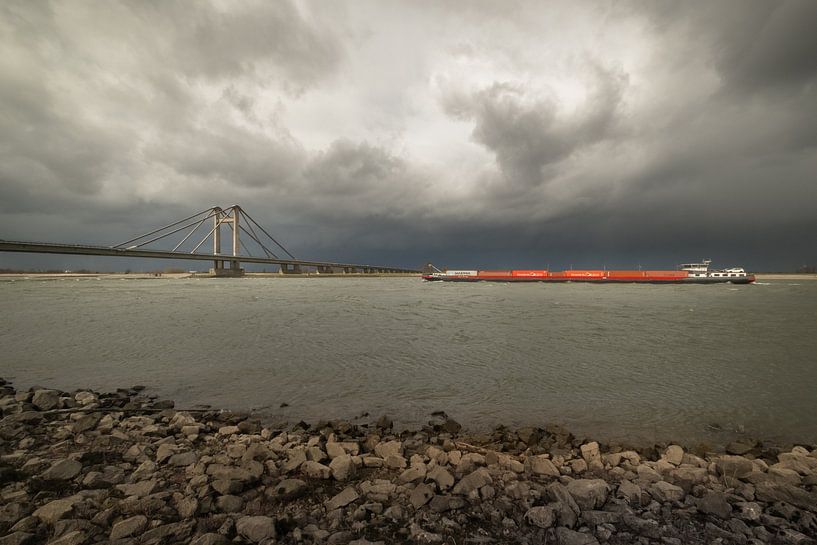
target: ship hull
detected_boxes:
[422,275,756,284]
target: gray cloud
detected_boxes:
[0,0,815,271]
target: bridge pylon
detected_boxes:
[210,206,244,277]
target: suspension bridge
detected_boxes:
[0,205,420,276]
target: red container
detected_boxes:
[563,270,604,278]
[607,270,644,278]
[511,270,549,277]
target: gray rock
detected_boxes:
[426,466,455,492]
[648,481,685,502]
[215,495,244,513]
[71,414,100,434]
[327,531,354,545]
[735,501,762,521]
[566,479,609,510]
[616,479,642,505]
[555,527,600,545]
[49,531,87,545]
[525,505,557,528]
[698,491,732,518]
[115,479,158,498]
[190,534,231,545]
[622,514,661,539]
[547,482,580,528]
[41,459,82,481]
[409,522,444,544]
[429,495,466,512]
[301,460,332,479]
[211,479,243,495]
[168,451,197,467]
[715,455,754,479]
[175,496,198,519]
[236,516,276,543]
[398,465,426,484]
[528,455,560,477]
[664,445,684,466]
[33,497,79,524]
[329,455,355,481]
[140,520,194,544]
[580,510,621,526]
[410,483,435,508]
[32,389,60,411]
[326,486,359,510]
[580,442,601,465]
[0,532,34,545]
[110,515,148,540]
[270,478,307,500]
[755,481,817,511]
[384,454,407,469]
[452,468,492,495]
[374,440,402,459]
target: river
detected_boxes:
[1,276,815,445]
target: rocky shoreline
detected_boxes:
[1,380,815,545]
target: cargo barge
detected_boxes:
[422,260,755,284]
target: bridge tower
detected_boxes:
[210,206,244,277]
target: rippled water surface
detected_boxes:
[2,277,816,444]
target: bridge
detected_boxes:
[0,205,420,276]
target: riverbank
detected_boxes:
[1,380,815,544]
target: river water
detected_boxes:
[1,276,815,445]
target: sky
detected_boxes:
[1,0,816,272]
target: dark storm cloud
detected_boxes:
[440,63,627,187]
[0,1,815,272]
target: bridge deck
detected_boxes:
[0,240,419,273]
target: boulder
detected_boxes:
[41,459,82,481]
[110,515,148,540]
[190,534,231,545]
[426,466,455,492]
[168,451,197,467]
[215,495,244,513]
[566,479,609,511]
[33,497,79,524]
[664,445,684,466]
[270,478,307,500]
[528,455,560,477]
[211,479,243,495]
[410,483,434,509]
[555,527,600,545]
[301,461,332,479]
[525,505,557,528]
[32,389,60,411]
[580,442,601,465]
[236,516,276,543]
[714,455,753,479]
[398,466,426,484]
[374,440,402,459]
[697,492,732,518]
[648,481,685,502]
[755,481,817,511]
[452,468,492,495]
[546,482,580,528]
[326,486,359,510]
[48,530,86,545]
[329,455,355,481]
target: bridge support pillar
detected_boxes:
[279,264,302,274]
[316,266,333,274]
[209,259,244,277]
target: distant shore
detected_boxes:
[1,379,816,544]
